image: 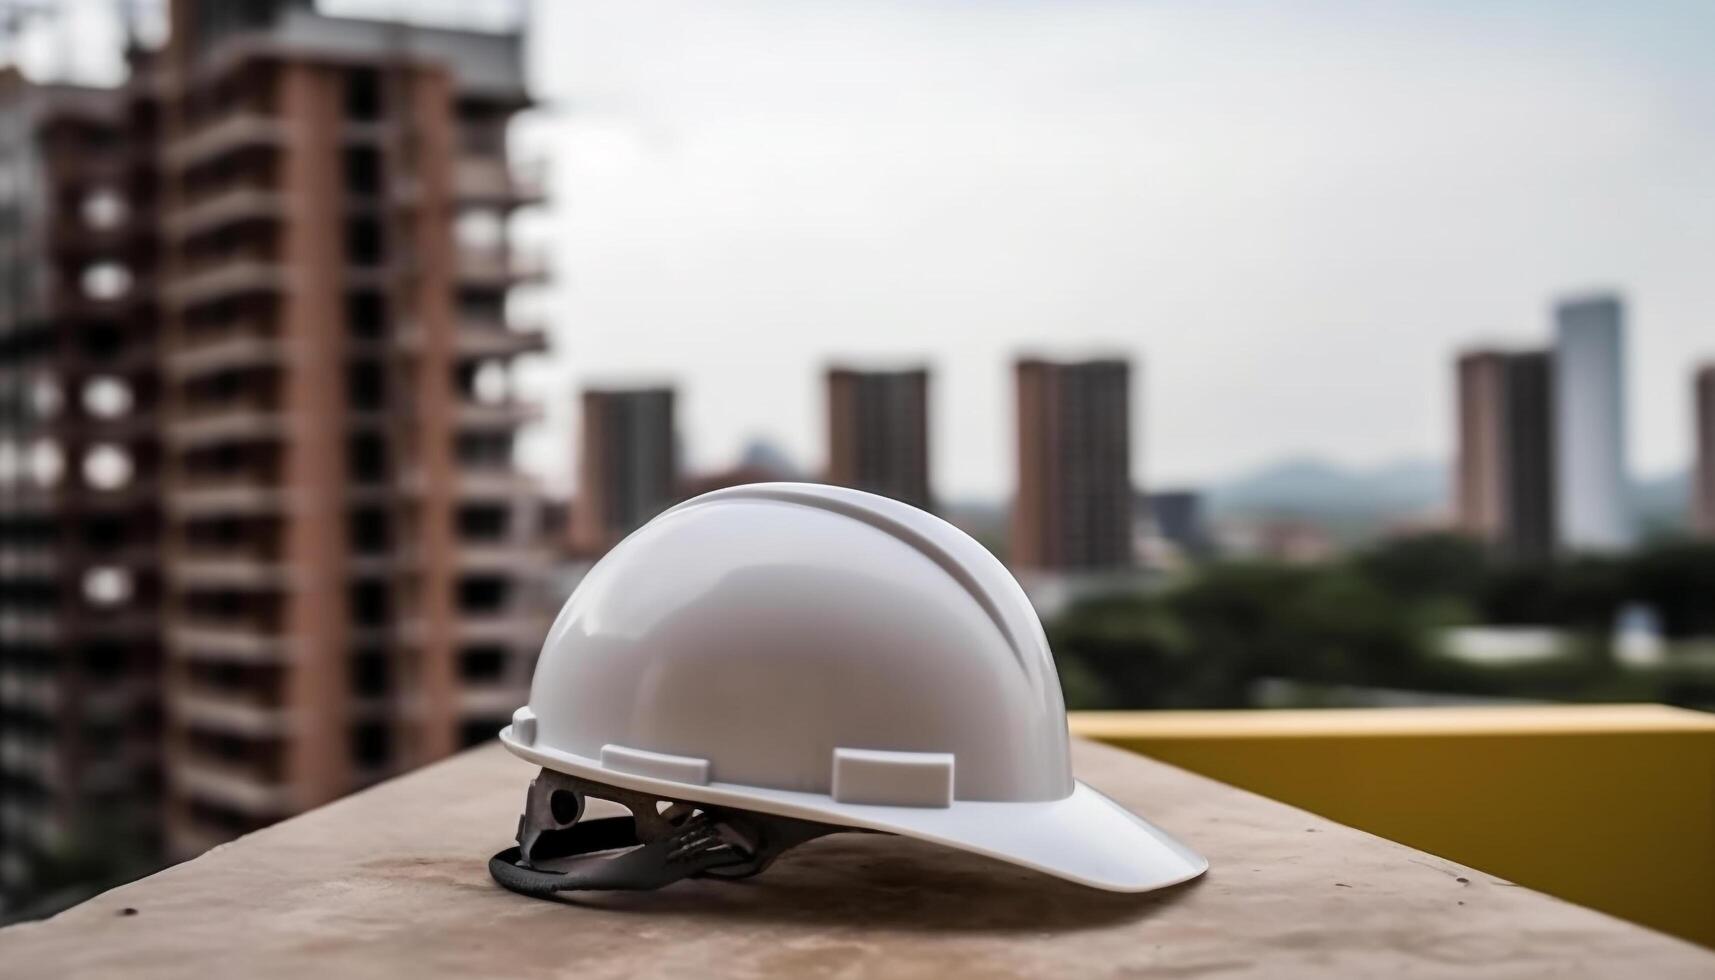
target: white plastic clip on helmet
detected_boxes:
[490,483,1208,897]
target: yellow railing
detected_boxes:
[1071,703,1715,948]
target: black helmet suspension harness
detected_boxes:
[488,768,854,898]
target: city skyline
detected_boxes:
[522,0,1715,498]
[12,2,1713,498]
[557,328,1707,530]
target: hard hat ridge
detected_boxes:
[660,483,1041,674]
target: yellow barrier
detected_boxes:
[1071,704,1715,948]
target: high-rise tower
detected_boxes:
[1552,295,1632,551]
[825,366,931,511]
[1012,357,1133,570]
[571,386,677,556]
[1455,349,1555,560]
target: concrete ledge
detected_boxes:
[3,739,1712,978]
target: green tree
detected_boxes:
[1353,533,1490,606]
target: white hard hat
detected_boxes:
[491,483,1207,896]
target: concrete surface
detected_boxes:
[4,739,1713,979]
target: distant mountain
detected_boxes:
[1208,457,1448,522]
[1207,455,1692,536]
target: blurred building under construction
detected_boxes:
[0,64,164,909]
[0,0,548,910]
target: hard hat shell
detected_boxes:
[501,482,1207,892]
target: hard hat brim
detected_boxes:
[500,728,1208,893]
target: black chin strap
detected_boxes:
[488,770,848,897]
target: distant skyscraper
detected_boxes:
[1456,350,1555,560]
[1553,295,1633,551]
[1142,490,1211,558]
[1695,364,1715,537]
[1012,357,1133,570]
[825,366,931,510]
[573,387,677,555]
[1457,353,1508,541]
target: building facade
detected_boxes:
[1552,295,1632,552]
[2,0,550,899]
[156,0,547,858]
[1456,351,1507,541]
[1012,357,1133,570]
[825,366,931,510]
[572,387,677,556]
[1455,349,1555,560]
[1696,364,1715,538]
[0,68,164,906]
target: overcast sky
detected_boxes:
[509,0,1715,501]
[22,1,1715,500]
